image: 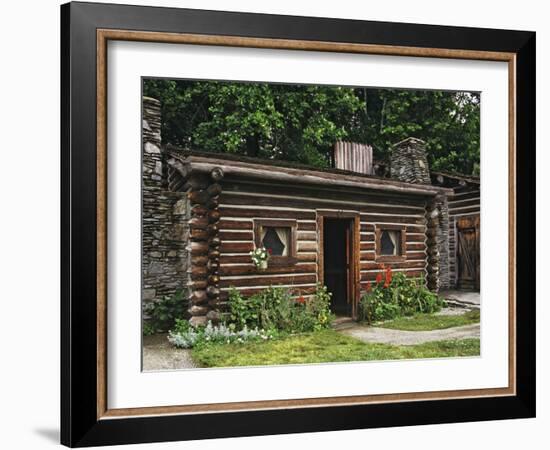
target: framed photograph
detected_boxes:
[61,1,536,447]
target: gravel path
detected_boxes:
[142,334,197,371]
[340,323,480,346]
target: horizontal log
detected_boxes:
[297,231,317,241]
[297,241,318,252]
[360,233,374,243]
[448,197,480,208]
[188,305,209,316]
[360,260,426,271]
[221,183,428,210]
[220,263,317,276]
[189,266,208,279]
[219,241,254,254]
[206,285,220,298]
[219,192,428,217]
[297,221,317,231]
[360,223,375,232]
[208,210,221,223]
[360,242,375,251]
[189,217,209,229]
[359,252,375,261]
[220,285,317,300]
[191,255,209,266]
[219,230,254,241]
[448,205,480,216]
[218,219,253,230]
[406,242,426,251]
[450,190,480,201]
[190,228,209,241]
[406,251,426,259]
[219,206,316,220]
[220,253,317,265]
[188,241,208,256]
[220,273,317,288]
[360,214,425,225]
[187,280,207,290]
[188,190,210,205]
[188,290,207,305]
[207,198,219,209]
[406,233,426,243]
[207,183,222,197]
[191,205,209,216]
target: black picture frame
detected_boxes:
[61,1,535,447]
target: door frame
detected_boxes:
[317,210,361,319]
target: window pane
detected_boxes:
[380,230,400,255]
[262,227,290,256]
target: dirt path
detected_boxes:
[142,334,197,371]
[340,323,480,346]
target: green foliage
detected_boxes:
[167,321,277,349]
[358,271,445,324]
[144,79,480,175]
[225,284,333,333]
[379,309,480,331]
[191,329,480,368]
[143,290,188,334]
[142,322,156,337]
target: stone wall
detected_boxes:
[435,194,451,289]
[390,137,431,185]
[142,97,189,310]
[389,137,450,291]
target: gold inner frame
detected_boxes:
[96,28,517,420]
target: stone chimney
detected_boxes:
[333,141,374,175]
[142,97,164,189]
[390,137,431,184]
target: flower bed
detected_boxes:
[358,266,445,324]
[167,284,333,348]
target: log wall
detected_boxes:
[217,181,429,306]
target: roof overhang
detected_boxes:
[170,152,453,197]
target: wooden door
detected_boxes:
[456,215,480,290]
[323,218,354,316]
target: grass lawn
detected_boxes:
[191,329,480,368]
[377,309,480,331]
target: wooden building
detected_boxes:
[142,97,480,326]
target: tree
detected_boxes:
[143,79,480,175]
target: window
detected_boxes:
[254,219,297,264]
[375,225,406,261]
[380,230,401,255]
[261,227,290,256]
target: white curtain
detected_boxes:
[274,227,290,256]
[388,230,399,254]
[261,226,290,256]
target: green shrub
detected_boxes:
[142,322,157,336]
[143,290,188,334]
[225,284,333,333]
[358,270,445,324]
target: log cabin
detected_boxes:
[142,97,480,325]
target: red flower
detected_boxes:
[385,267,393,287]
[365,281,372,292]
[375,273,383,284]
[296,295,306,305]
